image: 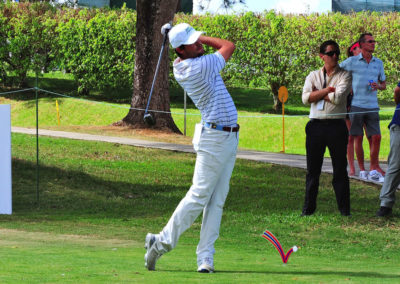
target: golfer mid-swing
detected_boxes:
[145,23,239,273]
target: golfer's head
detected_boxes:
[169,23,205,59]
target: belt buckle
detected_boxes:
[211,123,217,129]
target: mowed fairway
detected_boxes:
[0,133,399,283]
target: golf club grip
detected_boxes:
[144,33,168,114]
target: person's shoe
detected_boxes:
[144,233,162,271]
[359,170,368,180]
[376,206,392,217]
[197,257,214,273]
[368,170,385,183]
[300,210,314,217]
[340,211,351,217]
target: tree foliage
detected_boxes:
[0,2,58,86]
[1,2,400,105]
[57,7,136,94]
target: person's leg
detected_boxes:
[379,125,400,208]
[364,125,372,149]
[196,133,238,266]
[349,107,366,174]
[302,121,326,215]
[364,109,384,175]
[157,129,230,255]
[370,134,385,174]
[346,119,355,176]
[354,135,366,172]
[327,120,350,215]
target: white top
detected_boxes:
[302,66,352,119]
[173,51,237,126]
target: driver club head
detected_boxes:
[143,113,156,126]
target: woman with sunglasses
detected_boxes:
[301,40,352,216]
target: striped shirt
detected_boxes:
[340,53,386,109]
[173,51,237,126]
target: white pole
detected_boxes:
[184,90,187,136]
[0,104,12,215]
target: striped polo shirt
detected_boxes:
[339,53,386,109]
[173,51,238,126]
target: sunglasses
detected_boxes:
[324,50,340,57]
[366,40,376,44]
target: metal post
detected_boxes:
[184,90,187,136]
[35,73,39,204]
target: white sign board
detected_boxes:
[0,104,12,214]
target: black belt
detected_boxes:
[204,122,240,132]
[310,118,344,123]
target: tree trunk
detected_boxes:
[116,0,181,133]
[271,82,282,113]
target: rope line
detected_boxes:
[1,87,398,118]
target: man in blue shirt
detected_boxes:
[376,82,400,217]
[340,33,386,182]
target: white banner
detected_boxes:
[0,104,12,214]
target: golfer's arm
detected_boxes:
[199,35,235,61]
[394,86,400,104]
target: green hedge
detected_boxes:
[57,7,136,94]
[1,2,400,102]
[0,2,58,87]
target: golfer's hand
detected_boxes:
[161,23,172,36]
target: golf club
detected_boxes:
[143,24,171,126]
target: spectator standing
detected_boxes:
[376,82,400,217]
[340,33,386,182]
[345,42,372,176]
[301,40,352,216]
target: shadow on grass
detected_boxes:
[158,266,400,279]
[213,270,399,279]
[12,158,186,218]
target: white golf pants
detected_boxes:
[156,125,239,264]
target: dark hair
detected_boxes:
[175,44,185,58]
[319,40,339,54]
[347,41,358,57]
[358,33,373,44]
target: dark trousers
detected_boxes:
[302,119,350,215]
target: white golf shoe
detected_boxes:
[144,233,162,271]
[197,257,214,273]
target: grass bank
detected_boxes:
[0,133,399,283]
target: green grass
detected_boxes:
[0,71,395,159]
[0,133,399,283]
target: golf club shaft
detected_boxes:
[144,32,169,114]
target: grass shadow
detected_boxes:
[12,158,186,218]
